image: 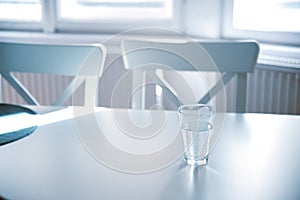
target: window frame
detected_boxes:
[222,0,300,46]
[0,21,42,31]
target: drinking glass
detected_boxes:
[178,104,215,166]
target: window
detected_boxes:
[0,0,42,30]
[0,0,42,21]
[222,0,300,45]
[233,0,300,32]
[56,0,179,32]
[57,0,173,21]
[0,0,179,32]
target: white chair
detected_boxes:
[0,42,106,106]
[122,40,259,112]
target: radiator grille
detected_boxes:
[223,67,300,114]
[0,72,84,106]
[247,68,300,114]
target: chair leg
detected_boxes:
[2,72,39,105]
[236,73,247,113]
[132,70,146,109]
[0,74,2,102]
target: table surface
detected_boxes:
[1,107,300,200]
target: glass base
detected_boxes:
[184,157,208,167]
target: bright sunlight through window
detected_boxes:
[0,0,42,21]
[233,0,300,32]
[57,0,173,21]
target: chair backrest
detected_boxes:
[0,42,106,106]
[122,39,259,112]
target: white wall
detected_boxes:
[183,0,222,38]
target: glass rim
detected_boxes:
[177,104,216,115]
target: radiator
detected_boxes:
[0,73,84,106]
[223,66,300,114]
[246,67,300,114]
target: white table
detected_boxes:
[1,107,300,200]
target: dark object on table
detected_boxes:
[0,195,7,200]
[0,103,37,146]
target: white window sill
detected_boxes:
[258,43,300,72]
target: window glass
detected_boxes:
[233,0,300,33]
[0,0,42,21]
[222,0,300,45]
[57,0,173,21]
